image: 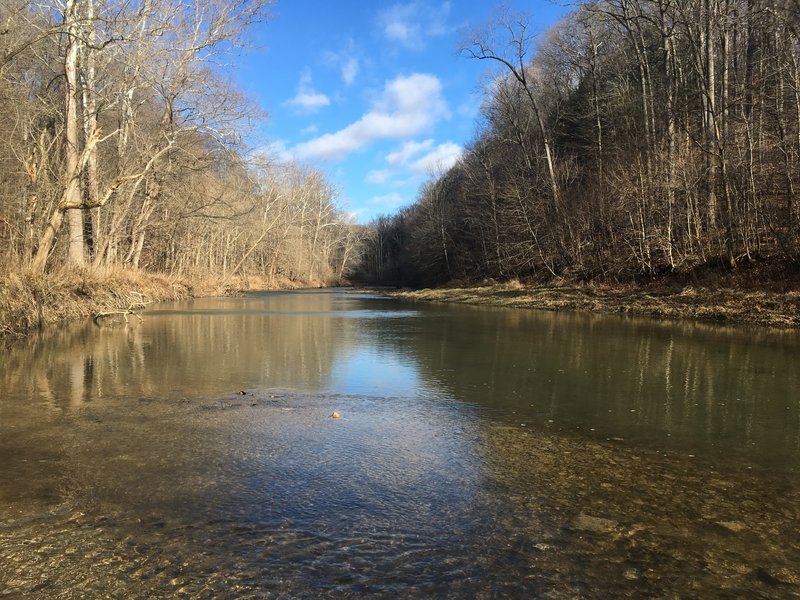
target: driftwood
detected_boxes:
[92,291,150,324]
[92,308,144,323]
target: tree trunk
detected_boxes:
[65,0,86,266]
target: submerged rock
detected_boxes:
[754,566,798,586]
[716,520,747,533]
[572,512,618,534]
[623,568,639,581]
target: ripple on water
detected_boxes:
[1,392,799,598]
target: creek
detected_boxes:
[1,290,799,597]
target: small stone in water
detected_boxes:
[717,520,747,533]
[755,567,783,586]
[330,412,342,419]
[572,512,617,534]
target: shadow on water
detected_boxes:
[1,290,800,597]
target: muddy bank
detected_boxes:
[390,283,800,329]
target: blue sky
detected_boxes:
[235,1,571,223]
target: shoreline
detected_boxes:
[388,282,800,330]
[4,270,799,340]
[0,268,322,341]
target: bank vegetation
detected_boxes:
[393,279,800,329]
[0,0,365,336]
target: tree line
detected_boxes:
[0,0,362,284]
[360,1,800,286]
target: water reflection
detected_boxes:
[2,290,800,469]
[368,305,800,469]
[2,291,800,597]
[330,346,425,396]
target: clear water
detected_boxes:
[1,290,799,597]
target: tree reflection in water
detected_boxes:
[1,291,799,597]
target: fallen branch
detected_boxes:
[93,294,151,324]
[93,308,144,324]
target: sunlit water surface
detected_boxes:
[1,290,800,598]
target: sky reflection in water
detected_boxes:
[3,290,800,469]
[2,291,800,597]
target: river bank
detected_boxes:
[0,268,312,340]
[390,280,800,329]
[5,268,798,341]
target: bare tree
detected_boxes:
[462,8,562,217]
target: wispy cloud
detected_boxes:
[369,192,409,208]
[324,40,360,86]
[252,140,294,164]
[386,138,435,165]
[294,73,449,161]
[378,2,451,51]
[341,57,359,85]
[375,138,462,182]
[346,208,367,222]
[366,169,392,184]
[409,141,462,174]
[286,71,330,113]
[456,99,481,121]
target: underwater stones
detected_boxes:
[572,512,618,534]
[715,520,747,533]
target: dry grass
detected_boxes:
[0,267,339,339]
[392,282,800,329]
[0,267,196,338]
[234,273,328,292]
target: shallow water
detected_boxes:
[1,290,799,597]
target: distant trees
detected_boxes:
[158,161,363,285]
[362,1,800,285]
[0,0,360,284]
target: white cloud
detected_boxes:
[290,91,330,111]
[386,138,435,165]
[300,124,319,135]
[369,192,408,208]
[287,71,330,113]
[324,41,360,86]
[249,140,295,165]
[346,209,366,222]
[378,2,451,50]
[377,139,462,180]
[342,57,359,85]
[385,20,414,44]
[366,169,392,184]
[294,73,448,161]
[409,141,462,174]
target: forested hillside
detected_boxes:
[0,1,361,285]
[4,0,799,296]
[360,1,800,287]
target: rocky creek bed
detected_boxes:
[1,391,798,598]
